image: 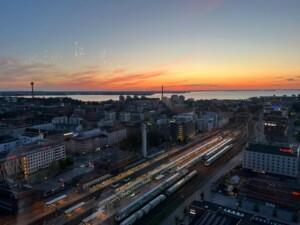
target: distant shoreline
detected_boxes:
[0,89,299,97]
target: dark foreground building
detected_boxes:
[0,183,40,213]
[188,201,291,225]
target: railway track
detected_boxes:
[139,138,246,225]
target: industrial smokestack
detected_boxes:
[141,123,147,158]
[30,82,34,99]
[161,85,164,100]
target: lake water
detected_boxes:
[16,90,300,102]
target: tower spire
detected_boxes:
[30,82,34,99]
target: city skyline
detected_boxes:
[1,0,300,91]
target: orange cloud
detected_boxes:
[1,56,300,91]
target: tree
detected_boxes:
[272,208,277,217]
[294,120,300,127]
[253,203,260,212]
[119,133,141,151]
[200,192,205,201]
[237,198,243,208]
[296,132,300,142]
[175,216,179,225]
[65,156,74,166]
[293,212,299,223]
[59,156,74,170]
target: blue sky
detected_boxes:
[0,0,300,90]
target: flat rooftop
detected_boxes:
[0,135,18,144]
[189,201,290,225]
[246,143,299,157]
[240,178,300,210]
[20,132,41,138]
[0,140,64,162]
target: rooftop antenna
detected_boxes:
[30,82,34,99]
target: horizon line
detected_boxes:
[0,88,300,94]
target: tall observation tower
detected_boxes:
[30,82,34,99]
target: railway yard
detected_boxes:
[1,129,246,225]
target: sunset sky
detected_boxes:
[0,0,300,91]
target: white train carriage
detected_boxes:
[203,138,232,160]
[115,170,188,222]
[204,144,233,166]
[119,195,166,225]
[166,170,197,196]
[45,194,67,206]
[64,201,85,216]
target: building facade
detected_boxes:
[20,142,66,177]
[171,120,196,143]
[106,127,127,145]
[243,143,300,177]
[0,155,22,180]
[0,141,66,180]
[66,127,127,154]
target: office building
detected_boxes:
[20,141,66,177]
[243,143,300,177]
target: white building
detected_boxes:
[243,143,300,178]
[174,112,197,122]
[197,112,218,132]
[106,127,127,145]
[31,123,54,131]
[20,141,66,176]
[66,127,127,154]
[156,118,169,126]
[119,112,131,122]
[104,112,116,121]
[52,116,82,131]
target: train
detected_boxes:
[45,194,67,206]
[81,174,112,190]
[204,144,233,166]
[64,201,85,216]
[116,137,233,223]
[81,134,226,225]
[165,170,197,196]
[175,137,222,171]
[203,138,233,160]
[80,207,104,225]
[119,195,166,225]
[118,170,198,225]
[115,169,188,222]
